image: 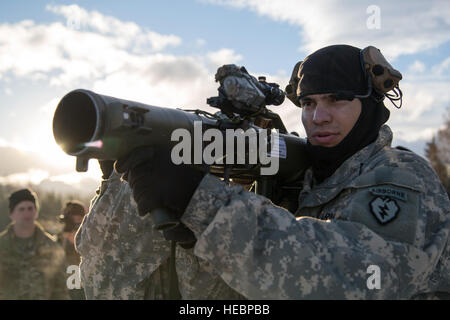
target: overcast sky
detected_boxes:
[0,0,449,194]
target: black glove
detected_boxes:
[115,146,205,243]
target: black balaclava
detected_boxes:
[296,45,390,183]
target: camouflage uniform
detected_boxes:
[181,125,450,299]
[0,222,69,300]
[75,171,244,299]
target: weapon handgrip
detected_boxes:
[151,208,180,231]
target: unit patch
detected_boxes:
[369,196,399,224]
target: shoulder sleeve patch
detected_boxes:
[344,164,423,245]
[346,184,420,245]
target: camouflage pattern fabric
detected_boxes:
[0,222,69,300]
[181,125,450,299]
[76,171,244,299]
[176,247,244,299]
[75,171,171,299]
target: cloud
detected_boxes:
[0,146,69,176]
[377,79,450,157]
[199,0,450,154]
[202,0,450,59]
[432,57,450,76]
[0,144,101,197]
[39,97,61,114]
[0,169,49,186]
[89,54,218,109]
[394,81,450,121]
[0,5,182,87]
[45,4,181,52]
[207,48,243,69]
[0,2,447,165]
[196,38,206,47]
[408,61,426,74]
[0,5,253,185]
[0,5,239,110]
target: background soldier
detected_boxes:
[58,200,86,265]
[116,44,450,299]
[0,188,69,299]
[58,200,87,299]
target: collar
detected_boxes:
[5,221,48,244]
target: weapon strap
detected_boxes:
[168,240,181,299]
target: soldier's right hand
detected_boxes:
[114,146,205,218]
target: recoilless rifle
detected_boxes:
[53,64,309,229]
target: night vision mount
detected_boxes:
[205,64,288,133]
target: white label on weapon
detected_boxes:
[268,135,286,159]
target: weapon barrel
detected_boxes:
[53,89,209,171]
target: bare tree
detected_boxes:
[425,108,450,197]
[436,109,450,165]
